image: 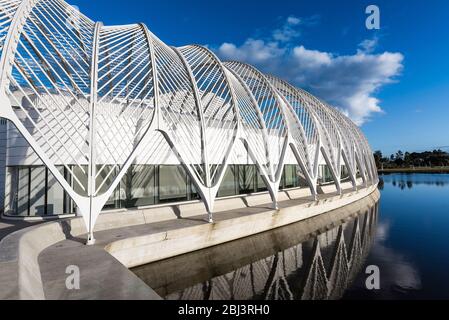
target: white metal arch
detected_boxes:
[293,89,344,194]
[223,61,291,208]
[0,0,379,244]
[266,75,322,198]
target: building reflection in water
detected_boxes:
[133,193,380,300]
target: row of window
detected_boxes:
[5,164,346,217]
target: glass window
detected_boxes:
[294,165,301,187]
[123,165,156,208]
[4,167,18,215]
[46,167,65,215]
[96,165,120,209]
[29,167,46,216]
[11,167,29,216]
[17,168,29,216]
[238,165,256,194]
[318,165,334,184]
[284,165,295,189]
[295,165,307,188]
[188,183,200,201]
[72,165,89,197]
[159,165,188,203]
[218,165,237,197]
[256,167,268,192]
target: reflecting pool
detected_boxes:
[344,173,449,300]
[132,174,449,300]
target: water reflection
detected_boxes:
[345,173,449,299]
[379,173,449,191]
[133,193,380,300]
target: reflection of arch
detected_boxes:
[0,0,378,243]
[155,199,379,300]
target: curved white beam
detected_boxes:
[0,0,379,241]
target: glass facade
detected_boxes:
[7,166,73,217]
[317,165,351,185]
[122,165,156,208]
[318,165,335,184]
[341,165,350,181]
[4,164,308,217]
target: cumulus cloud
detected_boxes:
[215,17,404,125]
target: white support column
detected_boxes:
[172,46,215,222]
[276,91,319,199]
[321,147,343,195]
[140,24,161,129]
[86,22,102,245]
[172,47,211,185]
[289,143,318,199]
[342,150,358,191]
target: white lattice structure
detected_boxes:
[0,0,378,244]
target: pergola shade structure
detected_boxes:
[0,0,378,244]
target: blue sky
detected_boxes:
[70,0,449,156]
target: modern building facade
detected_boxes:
[0,0,378,243]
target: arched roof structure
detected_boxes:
[0,0,378,243]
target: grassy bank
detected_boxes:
[378,167,449,174]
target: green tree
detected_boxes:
[373,151,383,169]
[404,152,411,166]
[394,150,404,166]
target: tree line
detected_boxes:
[373,149,449,169]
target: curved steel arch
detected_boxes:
[0,0,379,243]
[266,75,322,198]
[223,62,290,203]
[288,88,344,193]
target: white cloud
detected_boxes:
[217,39,285,65]
[292,46,332,68]
[214,17,404,125]
[287,16,301,25]
[358,37,379,54]
[272,15,302,42]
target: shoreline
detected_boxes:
[378,168,449,174]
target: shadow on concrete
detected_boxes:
[60,220,85,244]
[0,219,42,242]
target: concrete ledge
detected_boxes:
[319,184,338,194]
[106,186,378,269]
[341,181,355,190]
[0,218,85,299]
[285,188,312,200]
[134,189,381,296]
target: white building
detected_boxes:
[0,0,378,243]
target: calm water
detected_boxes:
[344,173,449,299]
[133,174,449,300]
